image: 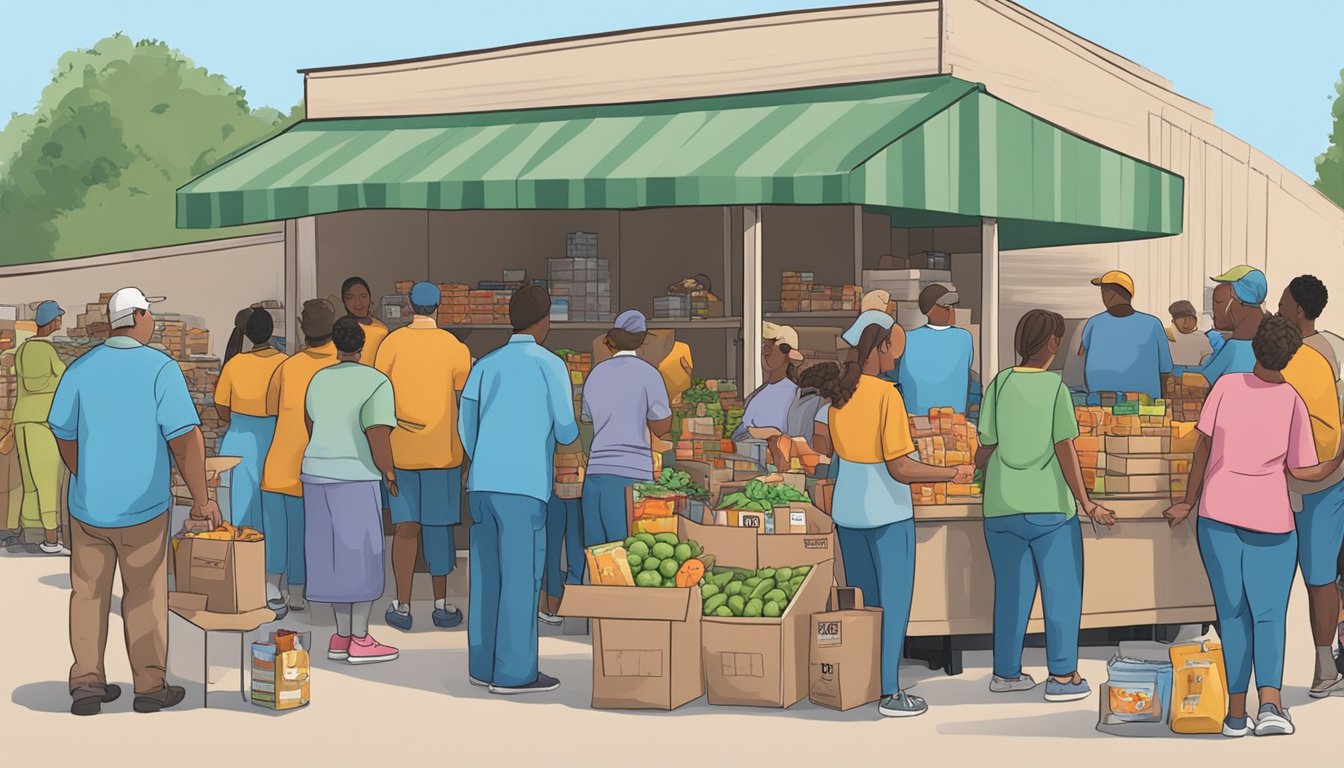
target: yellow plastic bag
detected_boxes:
[1169,641,1228,734]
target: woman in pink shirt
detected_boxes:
[1165,316,1344,738]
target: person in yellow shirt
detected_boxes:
[375,282,472,632]
[215,305,288,611]
[1280,319,1344,697]
[262,299,339,613]
[341,276,389,366]
[14,300,68,554]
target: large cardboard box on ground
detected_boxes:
[809,586,881,711]
[558,583,703,710]
[701,559,835,708]
[174,536,266,614]
[682,502,837,571]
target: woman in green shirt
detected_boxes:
[975,309,1116,703]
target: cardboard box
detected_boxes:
[1104,475,1170,495]
[684,503,837,571]
[809,586,881,711]
[173,536,266,614]
[1170,422,1199,454]
[1105,455,1175,475]
[702,559,835,708]
[1104,436,1170,456]
[559,584,704,710]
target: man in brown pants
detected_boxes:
[48,288,221,716]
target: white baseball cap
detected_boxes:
[108,287,165,327]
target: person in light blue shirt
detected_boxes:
[1078,271,1172,398]
[1173,267,1267,385]
[459,284,577,696]
[895,284,974,414]
[48,287,220,717]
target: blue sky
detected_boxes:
[2,0,1341,182]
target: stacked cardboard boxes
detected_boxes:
[793,328,845,369]
[779,272,861,313]
[1164,374,1209,423]
[1101,436,1188,497]
[437,283,471,325]
[549,233,612,322]
[908,408,981,504]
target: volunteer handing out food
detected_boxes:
[732,322,803,441]
[824,310,974,719]
[1162,316,1344,738]
[975,309,1114,706]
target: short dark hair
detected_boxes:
[411,303,438,317]
[606,328,645,351]
[1014,309,1066,364]
[342,276,371,300]
[1288,275,1329,320]
[332,316,366,355]
[1252,315,1302,371]
[509,284,551,332]
[245,307,274,345]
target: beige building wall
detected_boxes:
[0,232,285,357]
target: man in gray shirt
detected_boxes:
[580,310,672,549]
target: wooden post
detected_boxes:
[284,217,319,349]
[981,217,1000,378]
[722,207,738,381]
[743,206,763,393]
[852,205,864,284]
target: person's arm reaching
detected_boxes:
[812,422,833,457]
[366,426,398,497]
[169,428,220,528]
[361,378,400,497]
[548,359,579,446]
[881,388,973,485]
[1163,432,1211,528]
[1056,440,1114,525]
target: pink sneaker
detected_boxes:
[328,634,353,661]
[347,634,399,664]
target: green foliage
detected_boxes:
[718,478,810,512]
[1317,69,1344,208]
[0,34,301,265]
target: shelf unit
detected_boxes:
[442,317,743,332]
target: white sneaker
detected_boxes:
[989,674,1037,693]
[1309,675,1344,699]
[39,541,70,556]
[1253,705,1294,736]
[1222,715,1253,738]
[538,611,563,626]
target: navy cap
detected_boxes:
[410,281,441,308]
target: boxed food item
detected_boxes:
[1170,422,1199,454]
[1104,475,1170,495]
[809,586,882,711]
[1105,436,1170,456]
[1105,455,1177,475]
[701,559,835,707]
[251,630,311,710]
[173,526,266,614]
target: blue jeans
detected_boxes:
[1198,517,1296,693]
[544,496,584,599]
[467,492,546,688]
[836,520,915,696]
[218,414,283,532]
[581,474,635,548]
[264,493,306,585]
[983,513,1083,679]
[1298,481,1344,587]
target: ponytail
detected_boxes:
[830,323,887,409]
[224,307,253,365]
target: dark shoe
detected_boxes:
[133,685,186,713]
[266,598,290,621]
[70,684,122,716]
[489,673,560,695]
[385,604,413,632]
[432,605,463,629]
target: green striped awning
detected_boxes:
[177,76,1183,249]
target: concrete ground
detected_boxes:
[4,548,1341,766]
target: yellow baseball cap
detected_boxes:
[1090,270,1136,297]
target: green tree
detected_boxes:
[1317,68,1344,208]
[0,34,299,265]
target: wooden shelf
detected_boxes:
[764,311,859,321]
[444,318,743,331]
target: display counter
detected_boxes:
[907,498,1215,637]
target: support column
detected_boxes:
[722,207,737,381]
[743,206,763,393]
[852,205,864,284]
[980,217,1000,378]
[284,217,319,350]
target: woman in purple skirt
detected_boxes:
[302,317,400,665]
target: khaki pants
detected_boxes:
[69,513,169,699]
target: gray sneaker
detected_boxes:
[990,674,1037,693]
[1044,676,1092,702]
[878,691,928,718]
[1309,674,1344,699]
[1253,704,1294,736]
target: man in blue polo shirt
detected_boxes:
[1079,270,1172,398]
[459,284,578,696]
[895,284,974,415]
[49,287,221,717]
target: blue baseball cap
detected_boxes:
[409,281,441,308]
[1211,266,1268,306]
[841,309,895,347]
[34,300,64,327]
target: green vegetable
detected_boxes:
[763,589,787,605]
[795,565,812,577]
[626,553,643,571]
[635,570,662,587]
[687,540,703,558]
[627,540,650,559]
[642,557,662,572]
[727,595,746,616]
[724,581,743,597]
[651,542,675,560]
[673,543,692,564]
[715,606,735,617]
[658,559,680,579]
[774,567,793,584]
[653,532,679,547]
[744,598,764,618]
[662,578,676,587]
[703,594,728,615]
[762,601,782,618]
[623,536,638,548]
[783,583,797,600]
[744,577,761,589]
[714,572,735,589]
[749,579,776,601]
[700,583,720,600]
[635,533,656,548]
[790,575,805,590]
[757,568,776,581]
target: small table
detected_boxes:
[169,605,276,708]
